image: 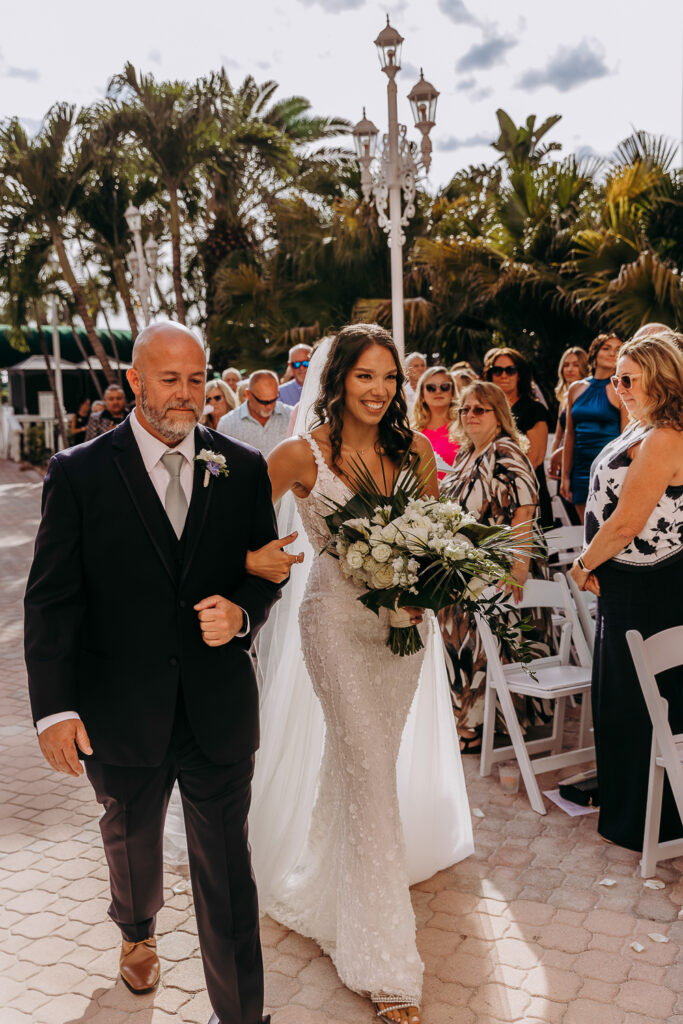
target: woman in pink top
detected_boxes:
[411,366,459,480]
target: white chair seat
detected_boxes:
[655,736,683,770]
[503,664,592,696]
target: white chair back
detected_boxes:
[567,573,597,656]
[626,627,683,876]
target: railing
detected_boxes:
[0,407,59,461]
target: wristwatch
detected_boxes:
[576,555,590,573]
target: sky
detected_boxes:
[1,0,681,191]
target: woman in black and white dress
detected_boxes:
[569,332,683,851]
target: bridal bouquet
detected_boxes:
[323,454,533,656]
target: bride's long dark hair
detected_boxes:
[312,323,414,469]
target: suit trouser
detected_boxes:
[85,700,264,1024]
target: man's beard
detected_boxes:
[140,379,201,442]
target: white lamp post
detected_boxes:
[124,203,154,326]
[352,18,439,358]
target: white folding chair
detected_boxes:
[545,525,585,567]
[567,572,597,656]
[477,575,594,814]
[551,493,573,528]
[626,627,683,878]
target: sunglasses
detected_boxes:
[490,365,518,377]
[207,395,225,403]
[250,393,278,406]
[611,373,642,391]
[459,405,494,417]
[290,360,310,370]
[424,382,453,393]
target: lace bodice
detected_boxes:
[294,433,352,551]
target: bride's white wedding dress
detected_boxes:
[165,339,473,1004]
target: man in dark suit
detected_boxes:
[25,322,280,1024]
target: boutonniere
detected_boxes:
[195,449,230,488]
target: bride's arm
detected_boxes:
[411,432,440,499]
[244,438,316,583]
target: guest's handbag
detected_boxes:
[559,769,600,807]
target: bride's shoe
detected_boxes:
[374,999,420,1023]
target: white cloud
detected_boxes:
[456,33,516,72]
[517,39,611,93]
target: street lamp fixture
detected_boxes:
[374,16,404,76]
[124,204,155,326]
[356,18,438,357]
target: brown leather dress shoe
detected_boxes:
[120,936,160,994]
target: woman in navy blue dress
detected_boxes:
[561,334,627,522]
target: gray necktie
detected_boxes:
[161,452,188,539]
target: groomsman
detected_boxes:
[25,322,280,1024]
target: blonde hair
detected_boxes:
[618,334,683,430]
[449,381,530,453]
[411,366,458,430]
[555,346,589,402]
[205,378,237,410]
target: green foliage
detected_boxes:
[24,423,48,466]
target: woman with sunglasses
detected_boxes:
[483,348,553,528]
[200,378,237,429]
[439,381,552,753]
[410,366,459,480]
[569,333,683,851]
[560,333,627,523]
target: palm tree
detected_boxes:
[0,105,116,382]
[107,63,218,323]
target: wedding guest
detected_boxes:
[236,380,249,405]
[570,332,683,851]
[222,366,242,392]
[483,348,553,528]
[403,351,427,412]
[453,369,477,397]
[278,344,312,406]
[218,370,293,458]
[561,333,627,522]
[91,399,105,414]
[439,381,552,752]
[410,366,459,479]
[69,397,91,446]
[85,384,128,441]
[548,347,589,522]
[200,379,237,430]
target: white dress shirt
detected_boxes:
[36,411,247,736]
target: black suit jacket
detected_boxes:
[24,418,281,767]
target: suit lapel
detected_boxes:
[112,419,178,584]
[180,425,216,584]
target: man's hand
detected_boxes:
[194,595,244,646]
[39,719,92,777]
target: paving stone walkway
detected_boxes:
[0,457,681,1024]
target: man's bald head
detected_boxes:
[132,321,206,370]
[127,322,207,445]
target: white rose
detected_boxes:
[346,548,364,570]
[381,523,399,544]
[404,527,430,554]
[372,562,398,588]
[345,517,370,535]
[464,576,488,600]
[371,542,392,563]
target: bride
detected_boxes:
[166,325,473,1024]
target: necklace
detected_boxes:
[341,440,376,457]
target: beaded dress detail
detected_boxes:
[269,433,425,1001]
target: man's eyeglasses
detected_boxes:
[459,405,494,417]
[250,393,278,406]
[611,373,642,391]
[490,365,518,377]
[290,360,310,370]
[425,382,454,394]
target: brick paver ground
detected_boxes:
[1,457,681,1024]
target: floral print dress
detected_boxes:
[438,436,552,731]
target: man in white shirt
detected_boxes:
[218,370,293,458]
[24,322,279,1024]
[403,351,427,414]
